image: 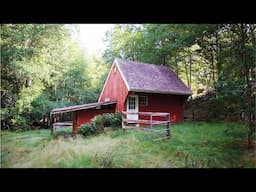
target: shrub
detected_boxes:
[79,113,122,137]
[101,113,113,127]
[111,112,122,128]
[79,124,96,136]
[92,113,122,131]
[91,115,105,134]
[12,115,30,130]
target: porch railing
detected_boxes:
[52,121,73,134]
[122,111,171,141]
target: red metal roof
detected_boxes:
[115,58,192,95]
[51,100,117,114]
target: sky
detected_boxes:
[78,24,114,54]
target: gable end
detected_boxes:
[98,59,130,102]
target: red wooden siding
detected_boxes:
[125,92,188,123]
[77,108,115,128]
[99,63,128,112]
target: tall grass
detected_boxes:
[1,122,255,168]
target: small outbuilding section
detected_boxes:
[51,101,116,133]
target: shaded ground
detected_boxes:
[1,122,255,168]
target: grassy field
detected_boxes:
[1,122,255,168]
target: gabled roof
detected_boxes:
[115,58,192,95]
[51,100,116,114]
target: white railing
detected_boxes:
[122,111,171,141]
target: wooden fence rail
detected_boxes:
[122,111,171,141]
[52,121,73,134]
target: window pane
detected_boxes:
[139,96,148,106]
[129,97,135,109]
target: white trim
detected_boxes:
[126,95,138,120]
[130,88,192,95]
[115,59,130,91]
[98,62,116,102]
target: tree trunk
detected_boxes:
[176,59,179,76]
[241,24,254,148]
[185,61,190,88]
[163,54,166,65]
[189,54,192,89]
[211,48,215,84]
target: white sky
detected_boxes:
[78,24,114,54]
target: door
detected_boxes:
[126,95,138,121]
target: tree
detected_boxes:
[1,24,108,130]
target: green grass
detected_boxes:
[1,122,255,168]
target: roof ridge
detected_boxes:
[116,58,172,70]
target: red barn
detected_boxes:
[51,58,192,133]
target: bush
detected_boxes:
[92,113,122,131]
[79,124,96,136]
[79,113,122,137]
[111,112,122,128]
[91,115,105,134]
[101,113,113,127]
[12,115,30,130]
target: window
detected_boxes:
[128,97,136,110]
[139,96,148,106]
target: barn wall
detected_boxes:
[99,63,128,112]
[126,92,188,123]
[77,108,115,129]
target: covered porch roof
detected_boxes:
[51,100,117,114]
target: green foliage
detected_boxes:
[91,115,105,134]
[79,113,122,137]
[1,24,108,130]
[103,24,216,92]
[79,124,96,136]
[110,112,122,128]
[91,113,122,131]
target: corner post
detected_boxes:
[72,111,78,135]
[166,113,170,138]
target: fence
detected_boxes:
[122,111,171,141]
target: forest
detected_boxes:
[1,24,255,147]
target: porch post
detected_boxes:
[51,113,57,134]
[72,111,78,134]
[167,113,170,137]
